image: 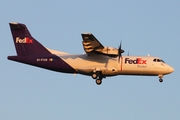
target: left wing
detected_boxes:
[81,33,121,57]
[81,33,104,54]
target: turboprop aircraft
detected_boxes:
[8,22,174,85]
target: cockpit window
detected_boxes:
[160,59,165,63]
[153,58,156,62]
[153,58,165,63]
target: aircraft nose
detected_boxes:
[169,66,174,73]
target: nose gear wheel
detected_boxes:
[158,75,164,83]
[159,78,163,83]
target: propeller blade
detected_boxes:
[118,41,121,56]
[118,41,124,63]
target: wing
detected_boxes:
[81,33,104,54]
[81,33,123,57]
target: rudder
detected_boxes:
[9,22,51,56]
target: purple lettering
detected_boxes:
[125,58,147,64]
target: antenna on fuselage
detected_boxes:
[127,51,129,56]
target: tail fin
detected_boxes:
[9,22,51,56]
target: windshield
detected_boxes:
[153,58,165,63]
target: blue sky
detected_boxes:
[1,1,180,120]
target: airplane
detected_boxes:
[7,22,174,85]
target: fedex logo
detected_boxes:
[16,37,33,43]
[125,58,147,64]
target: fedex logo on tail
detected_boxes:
[125,58,147,64]
[16,37,33,43]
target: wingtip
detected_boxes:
[81,32,92,35]
[9,22,19,25]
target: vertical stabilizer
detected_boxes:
[9,22,51,56]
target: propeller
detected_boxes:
[118,41,124,63]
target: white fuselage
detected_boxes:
[8,22,174,85]
[58,54,174,77]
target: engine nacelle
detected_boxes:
[96,47,119,57]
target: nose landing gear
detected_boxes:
[159,78,163,82]
[158,74,163,83]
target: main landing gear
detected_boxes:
[92,72,104,85]
[96,79,102,85]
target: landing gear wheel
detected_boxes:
[159,78,163,83]
[96,79,102,85]
[92,73,98,79]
